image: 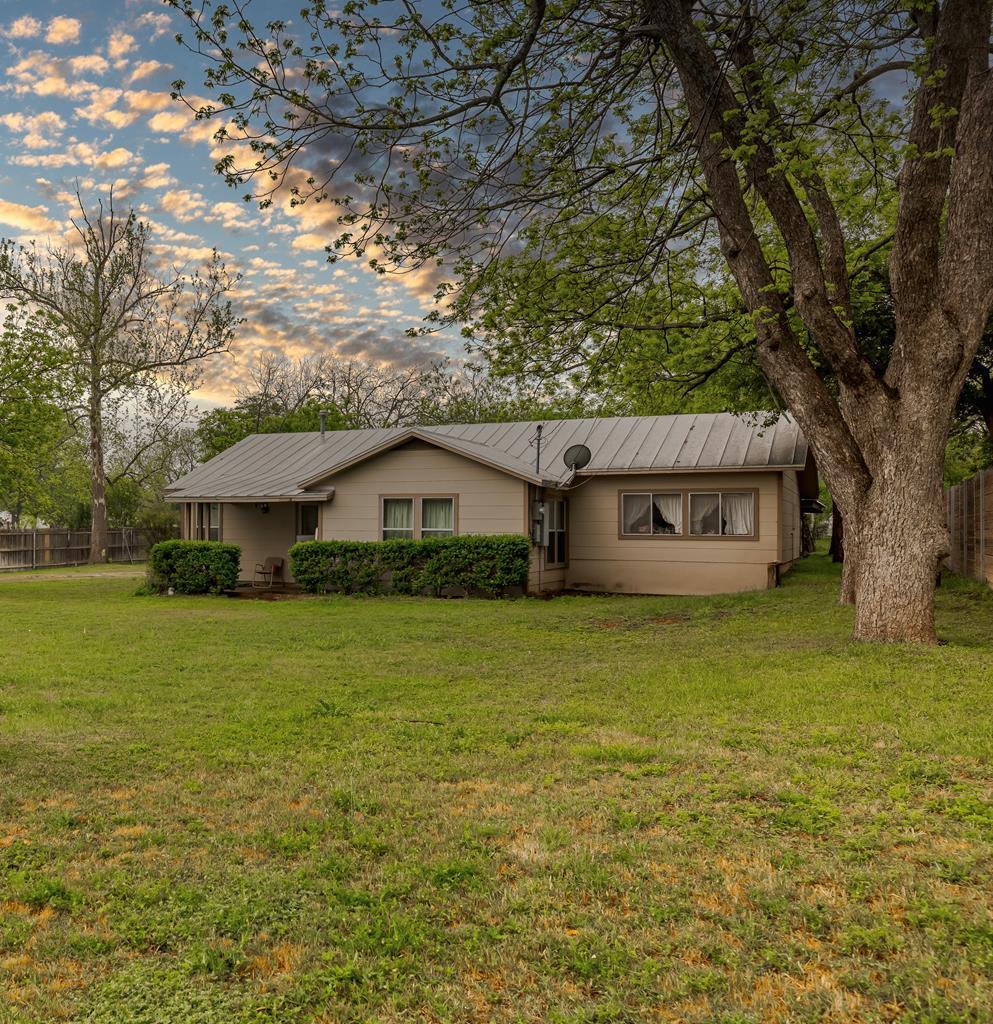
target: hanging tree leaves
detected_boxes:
[169,0,993,641]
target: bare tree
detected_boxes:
[0,194,239,562]
[235,352,447,428]
[171,0,993,641]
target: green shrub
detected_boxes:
[290,535,530,597]
[147,540,241,595]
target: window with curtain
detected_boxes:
[382,497,414,539]
[545,500,567,566]
[689,492,754,536]
[621,493,682,536]
[421,497,454,537]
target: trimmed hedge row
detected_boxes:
[148,540,241,594]
[290,535,531,597]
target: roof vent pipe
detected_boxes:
[319,410,328,436]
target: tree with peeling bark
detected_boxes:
[171,0,993,641]
[0,195,239,563]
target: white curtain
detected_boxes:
[623,494,651,534]
[690,493,721,535]
[422,498,453,534]
[722,493,754,536]
[652,493,681,534]
[383,498,413,536]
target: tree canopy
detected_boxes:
[171,0,993,641]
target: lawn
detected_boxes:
[2,554,992,1024]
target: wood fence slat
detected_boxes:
[0,527,175,571]
[945,471,992,587]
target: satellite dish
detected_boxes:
[563,443,592,471]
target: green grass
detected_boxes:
[2,554,993,1023]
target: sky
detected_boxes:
[0,0,459,406]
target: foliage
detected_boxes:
[147,540,240,594]
[3,555,993,1020]
[170,0,993,640]
[290,535,531,597]
[197,355,604,461]
[0,307,70,524]
[195,401,350,461]
[945,430,993,488]
[0,191,239,560]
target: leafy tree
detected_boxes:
[172,0,993,641]
[195,402,350,460]
[0,308,69,526]
[0,193,239,562]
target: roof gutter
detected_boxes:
[164,489,335,503]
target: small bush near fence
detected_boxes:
[290,535,531,597]
[147,540,241,594]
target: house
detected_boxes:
[165,412,818,595]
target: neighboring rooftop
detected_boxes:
[165,412,809,501]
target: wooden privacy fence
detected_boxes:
[0,528,157,571]
[945,469,993,586]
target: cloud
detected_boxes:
[0,198,60,234]
[9,142,136,170]
[94,146,137,169]
[5,16,42,39]
[75,87,139,128]
[134,12,172,40]
[124,89,175,113]
[127,60,171,84]
[46,17,81,45]
[69,54,109,76]
[138,162,175,189]
[148,109,190,133]
[107,29,135,60]
[292,231,330,251]
[6,52,96,99]
[0,110,66,149]
[205,201,255,231]
[161,188,208,222]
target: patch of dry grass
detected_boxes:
[1,556,992,1022]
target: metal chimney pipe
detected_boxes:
[319,410,328,436]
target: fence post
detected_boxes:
[31,529,36,569]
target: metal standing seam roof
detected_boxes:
[165,412,808,501]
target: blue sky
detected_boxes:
[0,0,458,405]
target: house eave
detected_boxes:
[164,490,335,504]
[296,429,544,488]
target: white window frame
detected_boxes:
[544,499,567,567]
[381,496,415,540]
[420,497,455,538]
[380,495,457,540]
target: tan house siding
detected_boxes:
[319,440,529,541]
[561,471,781,595]
[780,470,802,566]
[526,485,568,594]
[223,501,298,581]
[181,449,803,595]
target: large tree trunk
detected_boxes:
[88,392,108,564]
[845,421,950,643]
